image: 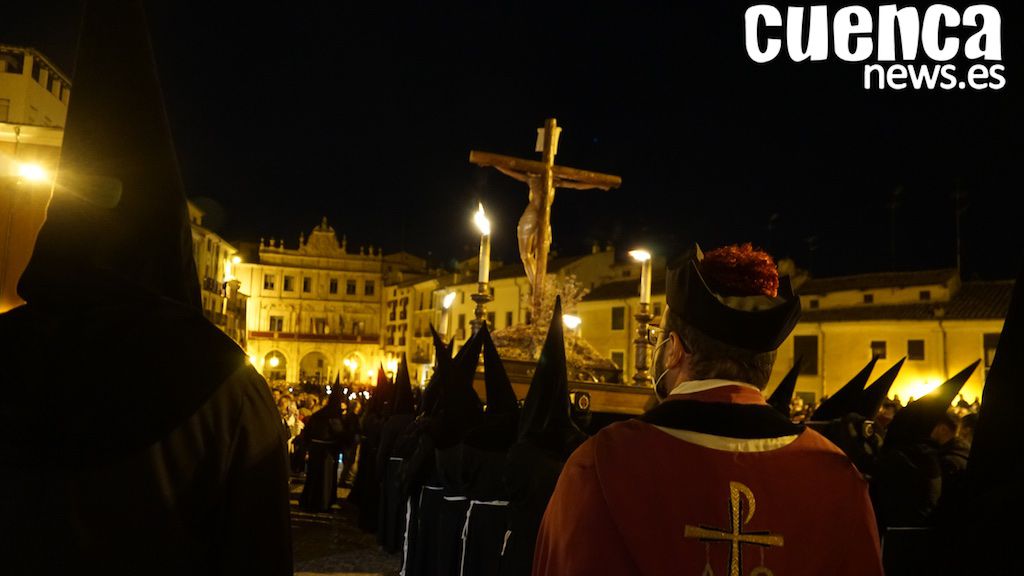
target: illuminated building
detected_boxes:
[0,46,68,312]
[235,218,426,385]
[580,266,1008,405]
[187,201,247,347]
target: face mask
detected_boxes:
[651,333,672,401]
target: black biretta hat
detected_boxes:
[665,244,801,352]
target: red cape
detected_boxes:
[533,384,883,576]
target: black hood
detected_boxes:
[810,355,880,421]
[767,357,802,418]
[392,354,415,416]
[18,0,199,310]
[858,357,906,419]
[461,322,520,452]
[517,296,586,457]
[0,1,245,465]
[422,323,453,416]
[883,360,979,452]
[435,327,484,448]
[968,261,1024,572]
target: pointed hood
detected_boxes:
[810,355,880,421]
[969,263,1024,570]
[480,323,520,416]
[517,296,586,456]
[421,323,453,415]
[435,328,484,447]
[459,322,521,453]
[767,357,802,418]
[369,364,394,416]
[392,354,415,416]
[18,0,199,309]
[883,360,979,451]
[857,357,905,419]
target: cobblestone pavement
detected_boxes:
[291,477,402,576]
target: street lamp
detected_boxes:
[2,159,52,306]
[629,249,654,386]
[562,314,582,331]
[471,203,493,335]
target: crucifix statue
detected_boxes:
[469,118,622,318]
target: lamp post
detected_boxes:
[471,203,493,335]
[1,157,50,307]
[629,249,654,386]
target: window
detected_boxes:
[919,290,931,301]
[908,339,925,361]
[610,350,626,369]
[984,333,1000,376]
[809,299,820,309]
[863,293,874,304]
[653,303,662,317]
[870,340,887,359]
[338,315,346,333]
[329,278,338,294]
[458,314,466,338]
[263,274,276,290]
[506,311,514,328]
[346,279,357,295]
[365,280,375,296]
[487,311,496,326]
[269,315,284,331]
[206,238,212,252]
[302,277,312,293]
[283,276,295,291]
[793,335,819,375]
[611,306,626,330]
[313,318,327,335]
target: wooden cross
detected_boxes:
[684,481,784,576]
[469,118,622,317]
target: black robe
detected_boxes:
[0,297,293,575]
[299,403,351,512]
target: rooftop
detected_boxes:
[798,269,959,295]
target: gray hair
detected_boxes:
[663,312,777,390]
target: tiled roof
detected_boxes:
[798,269,958,295]
[583,273,668,301]
[800,281,1013,322]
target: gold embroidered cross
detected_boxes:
[684,481,784,576]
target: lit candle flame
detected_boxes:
[474,203,491,236]
[628,249,651,262]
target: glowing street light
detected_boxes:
[17,162,48,183]
[562,314,582,330]
[268,355,281,368]
[232,255,241,265]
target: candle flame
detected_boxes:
[474,203,491,235]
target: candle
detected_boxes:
[629,249,653,305]
[440,291,456,337]
[474,203,491,284]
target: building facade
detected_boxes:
[579,267,1008,405]
[187,201,247,347]
[1,46,69,312]
[235,218,397,385]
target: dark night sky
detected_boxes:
[4,1,1021,279]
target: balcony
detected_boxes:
[248,330,380,343]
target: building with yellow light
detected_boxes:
[579,266,1009,406]
[1,46,69,312]
[187,201,247,347]
[234,217,429,385]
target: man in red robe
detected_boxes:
[534,244,883,576]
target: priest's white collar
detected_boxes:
[667,378,762,396]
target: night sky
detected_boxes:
[5,1,1021,279]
